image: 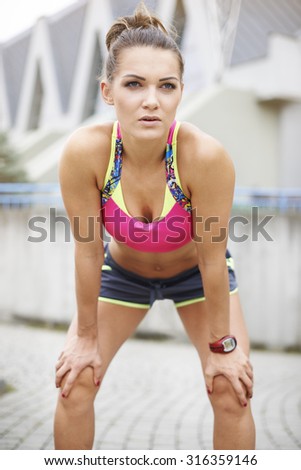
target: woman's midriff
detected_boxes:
[108,239,198,278]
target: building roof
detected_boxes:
[1,30,32,125]
[48,1,87,112]
[232,0,301,65]
[1,0,301,131]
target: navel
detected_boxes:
[154,264,162,272]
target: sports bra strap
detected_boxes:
[167,120,177,145]
[117,122,122,140]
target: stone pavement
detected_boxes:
[0,321,300,450]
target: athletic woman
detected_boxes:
[54,3,255,450]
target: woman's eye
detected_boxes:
[125,81,141,88]
[162,83,176,90]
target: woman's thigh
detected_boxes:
[65,301,149,378]
[176,292,250,369]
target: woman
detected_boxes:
[54,2,255,450]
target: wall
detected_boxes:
[0,206,75,321]
[279,102,301,188]
[1,204,301,350]
[224,34,301,101]
[178,86,279,187]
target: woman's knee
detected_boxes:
[209,375,244,416]
[59,367,100,412]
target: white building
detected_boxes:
[0,0,301,187]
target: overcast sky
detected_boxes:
[0,0,77,43]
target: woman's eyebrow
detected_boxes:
[122,74,146,80]
[159,76,180,82]
[122,74,180,82]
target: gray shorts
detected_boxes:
[98,245,238,309]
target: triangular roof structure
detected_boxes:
[14,16,62,133]
[0,29,32,129]
[48,1,87,113]
[0,0,301,186]
[232,0,301,64]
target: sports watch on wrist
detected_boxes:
[209,335,237,353]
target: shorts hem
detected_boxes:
[230,287,239,296]
[175,287,238,307]
[98,296,150,309]
[175,296,206,307]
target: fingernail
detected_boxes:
[96,381,100,387]
[243,403,248,407]
[207,388,212,395]
[62,393,66,399]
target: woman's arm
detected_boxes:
[186,126,253,406]
[55,127,106,397]
[190,134,234,340]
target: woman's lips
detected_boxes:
[139,116,161,121]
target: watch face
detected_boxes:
[223,338,236,352]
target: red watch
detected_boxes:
[209,335,237,353]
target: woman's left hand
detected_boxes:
[204,347,253,406]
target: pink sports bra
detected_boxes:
[101,121,193,252]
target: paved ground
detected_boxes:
[0,321,300,450]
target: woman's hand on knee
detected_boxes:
[55,334,102,398]
[204,347,253,407]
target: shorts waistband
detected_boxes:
[104,244,200,288]
[104,244,200,306]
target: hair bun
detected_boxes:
[106,1,170,51]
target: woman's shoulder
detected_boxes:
[63,121,114,159]
[176,121,235,192]
[60,121,115,187]
[177,121,228,163]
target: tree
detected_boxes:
[0,132,28,182]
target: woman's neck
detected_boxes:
[121,131,168,168]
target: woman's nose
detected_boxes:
[142,87,159,109]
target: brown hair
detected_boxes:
[104,1,184,82]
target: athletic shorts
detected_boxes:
[98,245,238,309]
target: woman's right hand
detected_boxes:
[55,334,102,398]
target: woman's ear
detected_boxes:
[101,81,114,105]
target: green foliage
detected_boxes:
[0,132,28,182]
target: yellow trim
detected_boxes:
[175,296,206,307]
[98,296,150,309]
[114,181,176,220]
[176,287,238,307]
[98,288,238,309]
[101,265,112,271]
[230,287,239,296]
[112,181,130,216]
[103,120,183,219]
[102,121,118,190]
[160,185,176,217]
[226,257,235,270]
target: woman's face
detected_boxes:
[102,46,183,140]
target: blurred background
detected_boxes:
[0,0,301,452]
[1,0,301,349]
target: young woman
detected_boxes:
[54,3,255,450]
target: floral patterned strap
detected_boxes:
[102,122,192,214]
[165,143,192,213]
[101,138,123,206]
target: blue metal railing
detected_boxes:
[0,183,63,207]
[0,183,301,211]
[233,187,301,212]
